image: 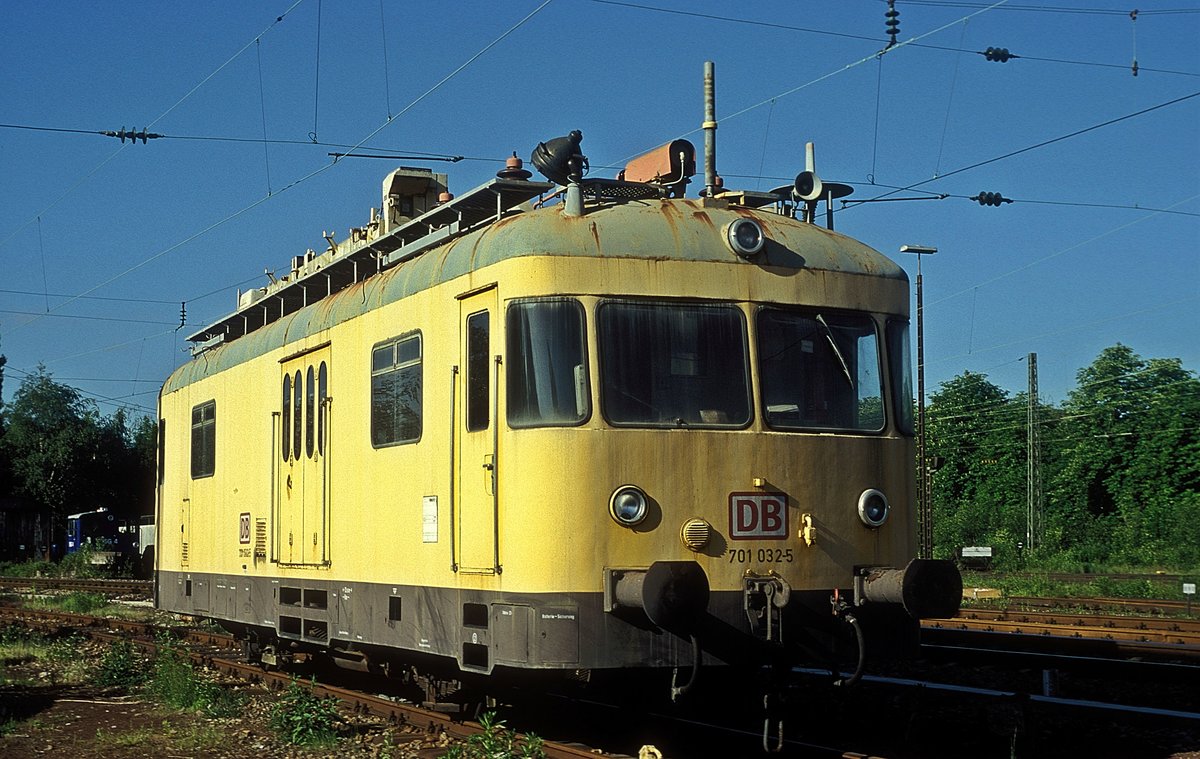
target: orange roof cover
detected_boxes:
[623,139,696,185]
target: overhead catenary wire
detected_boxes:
[0,308,193,327]
[0,0,308,256]
[2,363,157,415]
[927,293,1199,365]
[918,361,1198,420]
[934,19,971,177]
[927,192,1200,307]
[256,38,273,196]
[881,2,1200,17]
[5,1,1193,416]
[311,0,323,142]
[854,91,1200,208]
[379,0,393,120]
[5,0,555,336]
[592,0,1200,77]
[929,373,1200,429]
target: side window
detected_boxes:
[887,320,914,436]
[318,362,328,455]
[506,299,589,427]
[305,365,316,459]
[157,418,166,485]
[371,333,422,447]
[292,370,302,461]
[190,400,216,479]
[466,311,490,432]
[282,374,291,461]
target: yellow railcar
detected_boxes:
[157,125,960,713]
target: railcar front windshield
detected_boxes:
[599,302,751,428]
[506,299,589,427]
[757,309,885,432]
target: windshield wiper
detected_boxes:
[816,314,855,390]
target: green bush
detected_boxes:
[45,592,109,615]
[443,712,545,759]
[0,560,56,578]
[59,545,105,579]
[148,635,241,717]
[270,678,341,747]
[95,639,146,689]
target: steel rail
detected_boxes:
[0,576,153,597]
[979,595,1192,614]
[0,604,617,759]
[956,607,1200,635]
[931,615,1200,646]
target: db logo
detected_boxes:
[729,493,788,540]
[239,513,251,544]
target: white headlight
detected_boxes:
[609,485,649,527]
[726,218,765,258]
[858,489,890,528]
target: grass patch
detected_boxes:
[93,718,224,754]
[270,678,342,747]
[960,570,1188,603]
[46,633,92,685]
[28,591,110,615]
[94,725,157,748]
[95,639,147,689]
[442,711,545,759]
[147,635,242,717]
[0,560,57,578]
[0,625,52,665]
[0,626,90,685]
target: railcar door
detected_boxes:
[455,288,500,574]
[277,346,332,565]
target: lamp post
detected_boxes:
[900,244,937,560]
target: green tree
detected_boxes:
[0,338,9,494]
[1050,345,1200,567]
[926,371,1028,564]
[0,366,105,559]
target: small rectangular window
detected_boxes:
[190,400,216,478]
[371,333,422,447]
[466,311,490,432]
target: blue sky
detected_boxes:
[1,1,1197,417]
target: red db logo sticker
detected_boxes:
[729,493,788,540]
[239,513,251,544]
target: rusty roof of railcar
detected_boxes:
[163,197,904,394]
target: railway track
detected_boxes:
[926,597,1200,667]
[0,603,893,757]
[2,602,1196,756]
[989,571,1193,584]
[994,594,1193,615]
[932,614,1200,648]
[0,605,612,758]
[0,575,152,598]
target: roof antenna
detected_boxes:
[703,60,719,199]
